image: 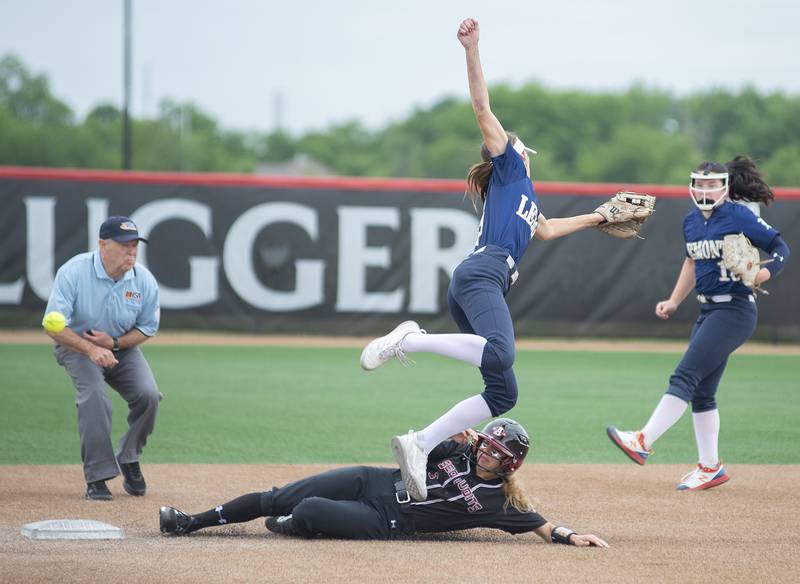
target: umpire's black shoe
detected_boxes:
[85,480,113,501]
[119,461,146,496]
[159,506,197,536]
[265,515,298,536]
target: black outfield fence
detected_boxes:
[1,167,798,341]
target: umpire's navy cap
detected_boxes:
[99,216,149,244]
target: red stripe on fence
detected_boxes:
[2,166,800,199]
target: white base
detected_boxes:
[21,519,124,540]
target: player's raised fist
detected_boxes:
[457,18,479,47]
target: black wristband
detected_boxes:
[112,337,120,352]
[551,526,576,545]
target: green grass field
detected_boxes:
[1,344,798,465]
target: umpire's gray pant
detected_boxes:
[54,345,162,483]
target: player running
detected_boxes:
[607,156,790,490]
[358,18,653,503]
[159,418,607,546]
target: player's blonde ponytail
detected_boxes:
[502,471,536,513]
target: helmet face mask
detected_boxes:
[690,171,729,211]
[470,418,531,477]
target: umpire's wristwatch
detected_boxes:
[112,337,120,352]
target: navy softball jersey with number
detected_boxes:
[410,440,546,534]
[664,201,789,409]
[684,201,784,296]
[475,140,540,265]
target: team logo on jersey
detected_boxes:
[124,290,143,305]
[439,459,458,476]
[437,460,483,512]
[686,239,724,260]
[454,477,483,512]
[515,194,539,238]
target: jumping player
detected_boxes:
[159,418,607,547]
[358,18,645,502]
[607,156,790,490]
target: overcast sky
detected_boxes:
[2,1,798,134]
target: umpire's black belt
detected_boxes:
[471,245,519,286]
[394,480,411,504]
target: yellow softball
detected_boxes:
[42,311,66,334]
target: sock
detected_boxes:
[401,333,486,367]
[417,394,492,454]
[692,409,721,468]
[641,394,688,449]
[192,492,264,529]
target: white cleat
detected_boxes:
[677,462,730,491]
[391,430,428,501]
[360,321,422,371]
[606,426,651,465]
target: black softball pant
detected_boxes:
[260,466,412,539]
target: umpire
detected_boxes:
[43,216,161,501]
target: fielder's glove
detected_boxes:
[594,191,657,239]
[721,233,772,293]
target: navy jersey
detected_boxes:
[684,201,780,296]
[409,440,546,535]
[474,140,540,265]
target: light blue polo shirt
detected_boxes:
[44,252,160,337]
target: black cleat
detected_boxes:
[159,506,196,535]
[85,480,113,501]
[119,461,147,496]
[265,515,298,536]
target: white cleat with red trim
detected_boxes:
[606,426,651,465]
[677,462,730,491]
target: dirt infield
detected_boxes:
[2,329,799,355]
[1,464,797,583]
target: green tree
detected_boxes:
[1,53,799,185]
[298,122,382,176]
[0,55,73,126]
[261,131,297,162]
[762,145,800,186]
[574,124,699,184]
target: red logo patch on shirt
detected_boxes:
[124,290,143,304]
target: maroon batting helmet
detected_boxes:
[471,418,531,476]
